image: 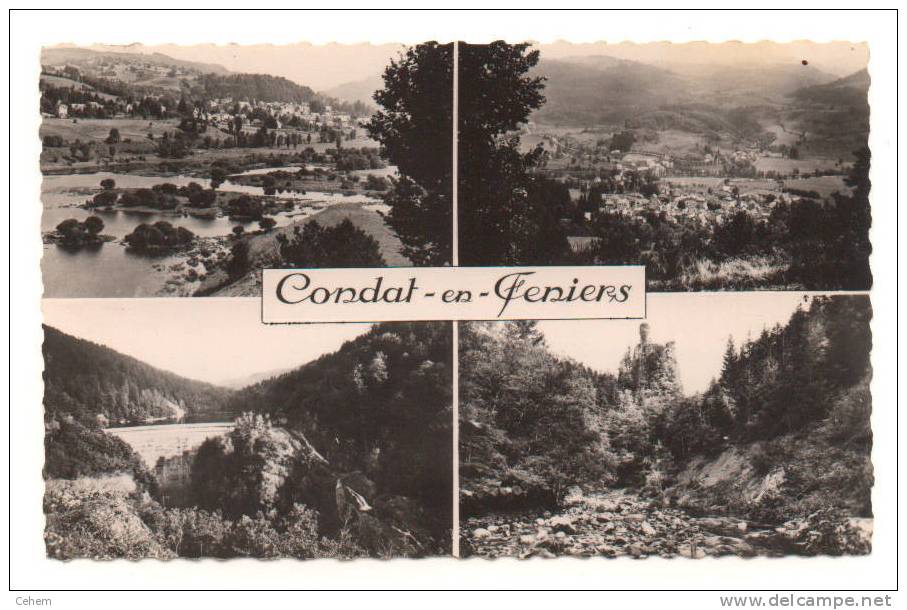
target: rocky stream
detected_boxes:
[460,489,872,559]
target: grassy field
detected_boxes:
[40,119,380,149]
[664,176,781,195]
[40,118,383,174]
[760,121,801,147]
[245,201,407,267]
[782,175,850,198]
[40,117,181,143]
[754,156,842,175]
[650,255,792,291]
[646,129,718,156]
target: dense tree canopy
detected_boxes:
[458,42,573,265]
[367,42,453,265]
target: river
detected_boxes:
[41,167,386,297]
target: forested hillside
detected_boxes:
[664,296,873,522]
[791,69,871,108]
[530,56,843,130]
[226,322,451,497]
[198,73,318,103]
[787,69,871,157]
[198,322,454,554]
[197,73,371,116]
[459,321,617,513]
[43,325,232,426]
[531,58,688,125]
[461,297,873,543]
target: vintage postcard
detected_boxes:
[10,8,897,597]
[35,39,875,561]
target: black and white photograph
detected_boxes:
[459,294,873,558]
[42,299,453,559]
[40,41,453,298]
[10,6,897,598]
[457,41,872,291]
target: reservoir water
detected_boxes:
[41,169,384,297]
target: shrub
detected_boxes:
[277,219,385,268]
[227,195,263,220]
[797,507,871,556]
[188,189,217,208]
[90,190,118,208]
[124,221,194,252]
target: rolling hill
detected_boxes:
[530,55,842,127]
[785,69,871,156]
[41,46,230,76]
[197,72,317,104]
[791,68,870,107]
[531,56,689,125]
[525,53,868,157]
[323,75,383,107]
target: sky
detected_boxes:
[538,292,811,394]
[42,298,373,387]
[77,39,869,93]
[44,292,809,393]
[85,42,405,92]
[538,40,870,77]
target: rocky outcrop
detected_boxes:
[665,445,787,515]
[617,323,682,401]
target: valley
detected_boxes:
[42,321,454,559]
[40,46,416,297]
[459,42,872,290]
[459,296,874,558]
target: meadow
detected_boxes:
[40,117,182,143]
[753,155,843,175]
[783,175,850,198]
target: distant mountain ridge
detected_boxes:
[525,54,868,157]
[219,365,301,390]
[791,68,870,106]
[323,75,383,107]
[531,55,843,126]
[41,46,372,114]
[41,46,231,75]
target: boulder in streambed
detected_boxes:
[694,516,749,537]
[548,515,577,534]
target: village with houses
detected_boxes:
[524,122,852,240]
[41,59,362,143]
[450,42,873,290]
[38,46,406,300]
